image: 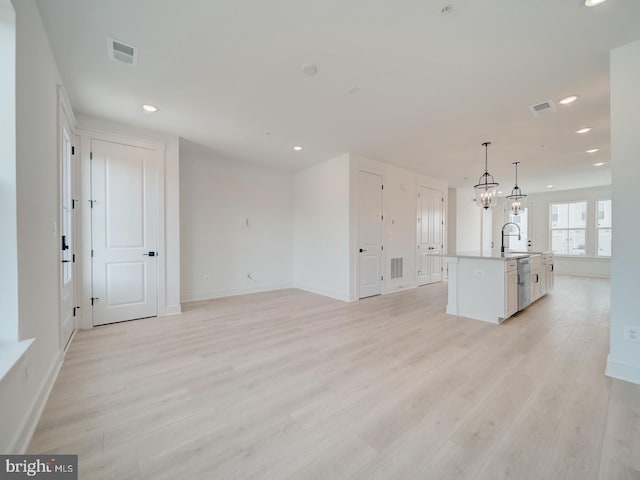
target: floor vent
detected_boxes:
[390,257,403,279]
[529,100,555,117]
[108,38,138,66]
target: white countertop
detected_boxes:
[447,250,550,260]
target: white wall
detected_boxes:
[350,154,448,296]
[492,186,612,277]
[454,187,482,253]
[294,154,352,301]
[0,0,17,342]
[608,39,640,384]
[76,114,182,315]
[0,0,65,453]
[180,143,294,302]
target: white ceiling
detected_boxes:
[36,0,640,192]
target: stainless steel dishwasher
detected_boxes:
[517,257,531,311]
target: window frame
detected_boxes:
[549,200,588,256]
[596,198,612,257]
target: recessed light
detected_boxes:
[585,0,608,6]
[586,148,600,153]
[293,145,303,151]
[142,104,158,113]
[576,127,592,134]
[440,4,453,15]
[497,191,503,194]
[547,185,554,188]
[593,162,605,166]
[559,95,578,105]
[301,64,318,76]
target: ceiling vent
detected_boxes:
[529,100,556,117]
[107,38,138,66]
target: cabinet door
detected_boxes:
[506,270,518,318]
[531,269,542,301]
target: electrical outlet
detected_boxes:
[624,325,640,342]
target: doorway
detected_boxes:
[417,186,443,286]
[58,88,76,348]
[90,138,159,326]
[358,171,383,298]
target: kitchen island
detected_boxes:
[446,251,553,324]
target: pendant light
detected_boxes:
[474,142,499,209]
[506,161,527,215]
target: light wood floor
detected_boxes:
[29,276,640,479]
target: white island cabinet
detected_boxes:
[446,251,553,324]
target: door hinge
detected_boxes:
[72,254,76,263]
[91,249,94,258]
[90,297,99,306]
[72,199,76,209]
[90,151,93,160]
[73,306,80,316]
[381,275,384,281]
[381,185,384,190]
[71,146,75,155]
[89,200,96,208]
[442,197,444,202]
[381,214,384,221]
[381,245,383,251]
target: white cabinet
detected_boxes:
[530,254,542,302]
[505,260,518,318]
[543,254,554,293]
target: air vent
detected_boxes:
[529,100,556,117]
[107,38,138,66]
[390,257,403,279]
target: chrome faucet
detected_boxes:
[501,222,521,253]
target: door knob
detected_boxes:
[359,248,367,253]
[143,251,158,257]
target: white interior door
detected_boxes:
[91,139,158,326]
[358,171,383,299]
[60,115,75,347]
[417,186,444,286]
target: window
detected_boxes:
[508,208,528,251]
[550,201,587,255]
[597,199,612,256]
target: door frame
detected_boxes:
[416,185,445,286]
[355,168,385,300]
[57,86,78,348]
[77,128,166,329]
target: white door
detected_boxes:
[60,115,75,347]
[91,139,158,326]
[417,186,443,286]
[358,171,383,299]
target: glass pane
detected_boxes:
[569,202,587,228]
[597,200,612,228]
[551,203,568,229]
[551,230,568,255]
[598,229,612,256]
[569,229,586,256]
[508,208,528,251]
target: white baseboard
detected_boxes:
[605,354,640,385]
[294,283,352,303]
[162,304,182,316]
[382,283,417,295]
[181,283,294,304]
[11,350,64,453]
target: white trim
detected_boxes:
[181,284,294,304]
[77,128,167,328]
[10,349,64,453]
[605,354,640,385]
[294,284,353,303]
[0,338,33,383]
